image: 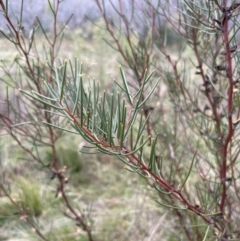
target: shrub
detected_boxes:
[1,0,240,240]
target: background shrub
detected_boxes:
[1,0,240,241]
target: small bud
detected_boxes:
[215,65,226,71]
[194,200,200,208]
[202,80,210,87]
[204,105,210,111]
[50,173,56,180]
[233,118,240,126]
[221,177,232,183]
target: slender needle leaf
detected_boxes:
[179,149,197,191]
[202,226,210,241]
[60,61,67,103]
[120,66,132,105]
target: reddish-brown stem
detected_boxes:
[60,103,216,226]
[219,5,235,212]
[123,147,219,227]
[50,0,59,70]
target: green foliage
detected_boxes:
[2,0,240,241]
[0,200,17,225]
[17,178,43,217]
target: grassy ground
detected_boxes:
[0,23,176,241]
